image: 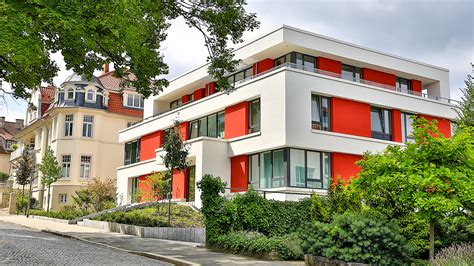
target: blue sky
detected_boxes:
[2,0,473,121]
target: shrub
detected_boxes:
[29,209,89,220]
[16,193,28,213]
[72,177,117,212]
[0,172,8,182]
[301,211,413,264]
[214,231,303,260]
[432,242,474,266]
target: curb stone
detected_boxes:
[41,229,200,266]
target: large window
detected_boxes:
[228,67,253,87]
[124,140,140,165]
[402,112,415,143]
[371,107,392,140]
[341,64,362,82]
[248,99,261,133]
[170,98,182,110]
[274,52,315,71]
[62,155,71,178]
[396,77,411,92]
[64,114,74,137]
[126,94,144,109]
[248,148,331,189]
[79,156,91,178]
[311,94,330,131]
[82,115,93,138]
[189,111,225,140]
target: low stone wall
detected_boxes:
[304,255,369,266]
[82,219,206,244]
[31,215,74,224]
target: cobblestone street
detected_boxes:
[0,221,169,265]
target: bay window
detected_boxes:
[311,94,330,131]
[371,107,392,140]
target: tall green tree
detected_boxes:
[352,117,474,260]
[38,146,62,212]
[162,118,189,225]
[12,148,34,195]
[0,1,259,99]
[454,69,473,131]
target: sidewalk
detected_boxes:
[0,210,302,265]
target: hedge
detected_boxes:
[29,209,90,220]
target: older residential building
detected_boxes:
[10,69,143,210]
[0,117,23,175]
[117,26,457,208]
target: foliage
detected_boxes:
[0,1,259,99]
[214,231,303,260]
[93,205,204,228]
[16,193,28,214]
[432,242,474,266]
[12,148,34,192]
[454,71,474,131]
[0,172,8,181]
[300,211,413,264]
[138,172,171,210]
[29,209,89,220]
[162,119,189,177]
[311,177,361,223]
[351,117,474,259]
[38,146,62,211]
[11,143,18,150]
[436,214,474,250]
[72,177,116,213]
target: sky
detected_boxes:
[2,0,473,121]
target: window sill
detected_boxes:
[228,131,261,142]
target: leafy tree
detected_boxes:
[38,146,62,212]
[162,118,189,225]
[12,148,34,194]
[72,177,116,212]
[0,172,8,182]
[454,70,474,132]
[0,1,259,99]
[352,117,474,260]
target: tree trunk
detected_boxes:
[429,220,435,261]
[46,186,51,212]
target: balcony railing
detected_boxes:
[128,62,459,129]
[9,146,34,161]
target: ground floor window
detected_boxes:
[131,177,139,203]
[58,193,67,203]
[248,148,331,189]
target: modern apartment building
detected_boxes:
[10,68,143,210]
[116,26,457,208]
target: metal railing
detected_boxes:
[127,62,459,129]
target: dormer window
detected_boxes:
[65,88,75,100]
[86,89,95,102]
[125,94,144,109]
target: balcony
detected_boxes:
[9,146,34,161]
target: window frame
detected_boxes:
[370,107,392,141]
[341,64,362,82]
[79,155,92,179]
[58,193,67,203]
[124,139,140,165]
[64,114,74,137]
[311,94,331,131]
[169,98,183,110]
[188,111,225,140]
[125,94,144,109]
[248,98,261,134]
[401,112,416,143]
[61,155,71,179]
[82,115,93,138]
[396,77,411,92]
[65,88,75,100]
[85,89,95,102]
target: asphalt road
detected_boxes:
[0,221,170,265]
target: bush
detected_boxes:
[0,172,8,182]
[93,205,204,228]
[16,193,28,213]
[214,231,303,260]
[301,211,413,264]
[29,209,89,220]
[432,242,474,266]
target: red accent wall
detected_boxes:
[253,58,274,75]
[140,131,162,161]
[107,92,144,118]
[332,153,362,184]
[206,82,216,95]
[419,115,451,138]
[331,98,371,137]
[224,101,249,139]
[411,80,422,93]
[178,122,189,141]
[231,155,248,192]
[194,88,205,101]
[138,174,152,202]
[317,57,342,75]
[182,94,190,104]
[362,68,396,87]
[392,109,402,142]
[172,169,188,200]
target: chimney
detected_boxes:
[102,63,110,75]
[0,117,4,127]
[15,119,24,130]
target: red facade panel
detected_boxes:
[172,169,188,200]
[392,109,402,142]
[317,57,342,74]
[206,82,217,95]
[178,122,189,141]
[193,88,205,101]
[182,94,190,104]
[362,68,396,87]
[231,155,248,192]
[411,80,422,93]
[332,153,363,184]
[140,131,162,161]
[224,101,249,139]
[419,115,451,138]
[331,98,371,137]
[253,58,274,75]
[138,174,152,202]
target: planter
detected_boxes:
[304,255,369,266]
[81,219,205,244]
[30,215,74,224]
